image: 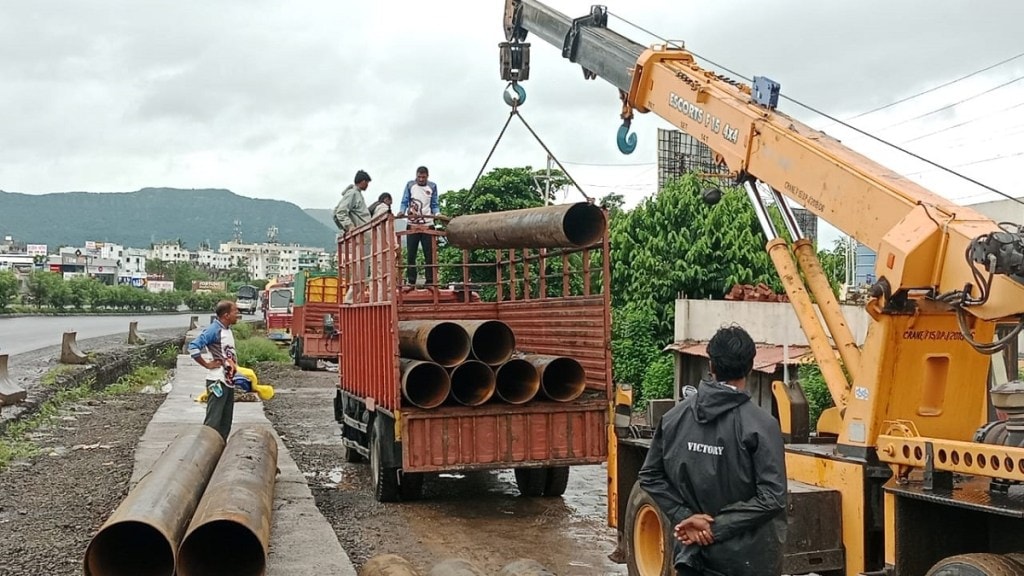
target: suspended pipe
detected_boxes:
[84,426,225,576]
[449,360,497,406]
[445,202,606,249]
[398,320,472,367]
[522,354,586,402]
[495,358,541,404]
[400,359,452,409]
[451,319,516,365]
[177,426,278,576]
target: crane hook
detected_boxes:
[617,119,637,154]
[503,82,527,107]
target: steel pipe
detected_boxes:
[445,202,606,249]
[451,319,516,365]
[523,354,586,402]
[398,320,471,367]
[400,358,452,409]
[177,426,278,576]
[495,358,540,404]
[449,360,497,406]
[84,426,225,576]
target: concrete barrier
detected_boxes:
[128,321,145,345]
[60,331,88,365]
[189,316,199,330]
[0,354,27,407]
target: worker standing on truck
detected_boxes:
[368,192,392,218]
[398,166,442,287]
[187,300,241,440]
[639,324,787,576]
[333,170,372,239]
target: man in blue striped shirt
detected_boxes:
[188,301,240,440]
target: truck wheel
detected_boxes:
[399,471,425,501]
[370,428,400,502]
[514,468,546,497]
[624,482,673,576]
[542,466,570,497]
[926,553,1024,575]
[291,339,302,367]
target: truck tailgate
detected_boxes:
[401,397,608,472]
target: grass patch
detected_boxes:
[40,365,78,387]
[106,366,168,395]
[232,322,254,341]
[0,379,94,468]
[236,337,290,366]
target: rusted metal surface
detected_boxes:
[522,354,586,402]
[445,202,606,249]
[448,360,496,406]
[402,398,609,472]
[340,302,400,410]
[451,319,515,365]
[666,341,813,374]
[495,358,540,404]
[398,320,471,367]
[177,426,278,576]
[400,358,451,409]
[293,301,342,359]
[84,425,224,576]
[0,354,27,406]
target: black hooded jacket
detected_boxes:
[639,380,788,575]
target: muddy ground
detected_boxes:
[1,335,623,576]
[260,361,625,575]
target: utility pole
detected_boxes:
[545,154,552,205]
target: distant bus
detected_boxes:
[236,284,260,315]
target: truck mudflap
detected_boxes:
[400,397,608,472]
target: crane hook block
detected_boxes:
[503,83,527,107]
[617,122,637,154]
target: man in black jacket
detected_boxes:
[639,325,787,576]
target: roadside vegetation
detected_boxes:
[0,365,169,469]
[233,323,290,366]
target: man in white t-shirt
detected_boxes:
[398,166,446,287]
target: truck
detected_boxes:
[236,284,260,315]
[289,270,342,370]
[503,1,1024,574]
[262,276,294,343]
[333,210,612,502]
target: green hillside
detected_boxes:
[0,187,337,250]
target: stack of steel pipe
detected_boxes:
[397,319,587,407]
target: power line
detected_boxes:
[877,74,1024,132]
[901,100,1024,144]
[559,160,657,167]
[606,11,1024,207]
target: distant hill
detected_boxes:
[304,208,336,230]
[0,188,338,250]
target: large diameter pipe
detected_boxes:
[523,354,586,402]
[495,358,540,404]
[399,320,471,367]
[400,358,452,409]
[177,426,279,576]
[84,426,225,576]
[449,360,497,406]
[452,319,516,365]
[445,202,606,249]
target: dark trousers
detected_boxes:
[204,380,234,440]
[406,232,434,285]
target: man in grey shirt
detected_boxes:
[333,170,372,238]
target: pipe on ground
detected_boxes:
[177,426,278,576]
[451,319,516,365]
[400,358,452,409]
[398,320,471,367]
[448,360,496,406]
[523,354,586,402]
[495,358,540,404]
[445,203,606,249]
[83,425,225,576]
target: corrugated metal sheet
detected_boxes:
[339,303,399,410]
[665,340,813,374]
[402,398,608,472]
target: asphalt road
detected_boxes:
[0,313,197,355]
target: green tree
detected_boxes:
[816,236,852,295]
[0,271,18,310]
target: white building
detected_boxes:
[196,249,235,271]
[218,241,329,280]
[150,243,192,264]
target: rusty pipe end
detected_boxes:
[495,358,540,404]
[400,359,451,409]
[528,355,586,402]
[84,521,175,576]
[449,360,496,406]
[177,521,264,576]
[563,202,606,246]
[467,320,516,365]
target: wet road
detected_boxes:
[0,314,196,355]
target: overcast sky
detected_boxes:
[2,0,1023,246]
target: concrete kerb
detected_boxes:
[0,354,27,407]
[128,321,145,345]
[133,354,357,576]
[60,331,88,365]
